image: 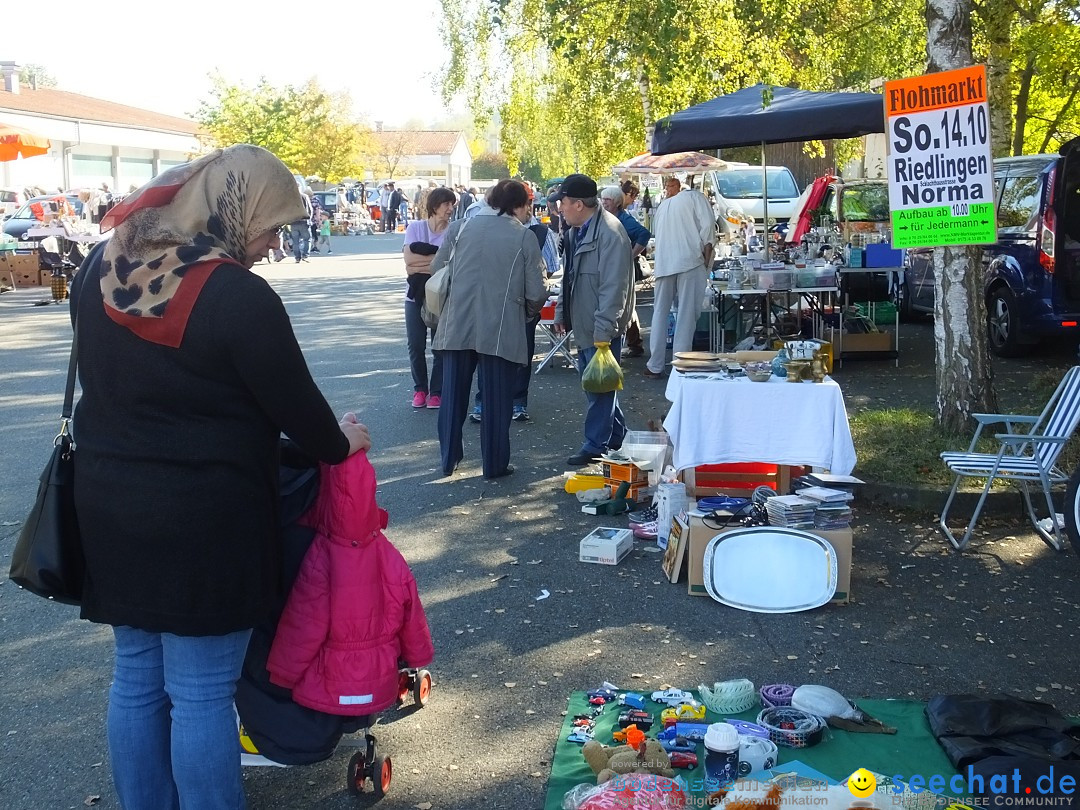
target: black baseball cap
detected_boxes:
[548,173,598,202]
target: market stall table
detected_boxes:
[711,283,838,352]
[663,373,857,476]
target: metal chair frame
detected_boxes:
[939,365,1080,551]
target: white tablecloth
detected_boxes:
[663,373,857,474]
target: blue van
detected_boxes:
[901,139,1080,356]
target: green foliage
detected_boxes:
[440,0,927,179]
[472,152,512,179]
[194,73,373,183]
[17,64,56,89]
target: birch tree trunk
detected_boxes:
[927,0,998,432]
[639,65,654,148]
[983,0,1014,159]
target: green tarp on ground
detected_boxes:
[544,692,960,810]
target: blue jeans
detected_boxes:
[576,337,627,455]
[290,221,309,260]
[108,626,252,810]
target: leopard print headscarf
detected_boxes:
[98,144,307,346]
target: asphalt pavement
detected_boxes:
[2,235,1080,810]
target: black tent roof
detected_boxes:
[651,84,886,153]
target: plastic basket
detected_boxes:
[755,707,825,748]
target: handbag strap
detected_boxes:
[62,326,78,421]
[445,218,470,280]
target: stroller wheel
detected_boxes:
[414,669,433,708]
[373,754,392,798]
[346,751,368,796]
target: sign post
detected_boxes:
[885,65,996,249]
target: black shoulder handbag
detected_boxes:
[9,320,84,605]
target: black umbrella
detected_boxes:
[651,84,886,153]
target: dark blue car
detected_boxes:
[901,138,1080,356]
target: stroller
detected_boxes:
[235,442,432,798]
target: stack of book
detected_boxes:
[765,495,817,529]
[796,486,854,530]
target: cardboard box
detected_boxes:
[826,327,894,354]
[606,481,649,502]
[0,252,43,286]
[601,461,648,484]
[579,527,634,565]
[685,512,852,604]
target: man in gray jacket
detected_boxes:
[553,174,635,466]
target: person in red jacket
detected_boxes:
[267,451,434,714]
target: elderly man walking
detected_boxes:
[643,176,716,378]
[553,174,635,466]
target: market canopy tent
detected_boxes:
[0,123,50,162]
[650,84,886,153]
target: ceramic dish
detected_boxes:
[672,359,725,371]
[674,351,722,361]
[702,527,837,613]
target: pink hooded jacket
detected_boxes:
[267,452,434,715]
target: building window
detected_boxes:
[71,155,113,187]
[119,158,154,192]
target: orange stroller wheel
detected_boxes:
[373,754,392,798]
[414,669,432,708]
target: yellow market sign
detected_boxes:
[885,65,996,248]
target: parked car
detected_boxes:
[1,187,24,219]
[311,190,339,216]
[1,194,82,243]
[707,164,801,238]
[901,140,1080,356]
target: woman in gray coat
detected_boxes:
[432,179,547,478]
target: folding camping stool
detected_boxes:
[938,365,1080,551]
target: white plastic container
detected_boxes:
[704,722,741,787]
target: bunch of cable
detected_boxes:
[755,707,825,748]
[698,679,757,714]
[759,683,796,709]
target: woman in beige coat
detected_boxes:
[432,179,547,478]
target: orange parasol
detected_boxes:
[0,123,51,161]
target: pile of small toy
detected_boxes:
[561,679,896,809]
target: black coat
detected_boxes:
[70,254,349,635]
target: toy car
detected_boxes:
[587,686,619,702]
[661,703,707,723]
[651,688,696,707]
[572,716,595,728]
[588,696,609,707]
[617,692,646,710]
[567,728,595,744]
[657,722,710,742]
[669,751,699,770]
[617,709,654,729]
[659,734,697,753]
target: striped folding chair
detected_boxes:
[939,366,1080,551]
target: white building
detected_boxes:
[0,61,201,194]
[369,130,472,187]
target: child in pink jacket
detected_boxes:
[267,452,434,715]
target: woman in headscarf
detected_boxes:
[69,144,372,810]
[432,179,547,479]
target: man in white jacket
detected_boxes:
[644,176,716,378]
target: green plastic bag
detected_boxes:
[581,342,624,393]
